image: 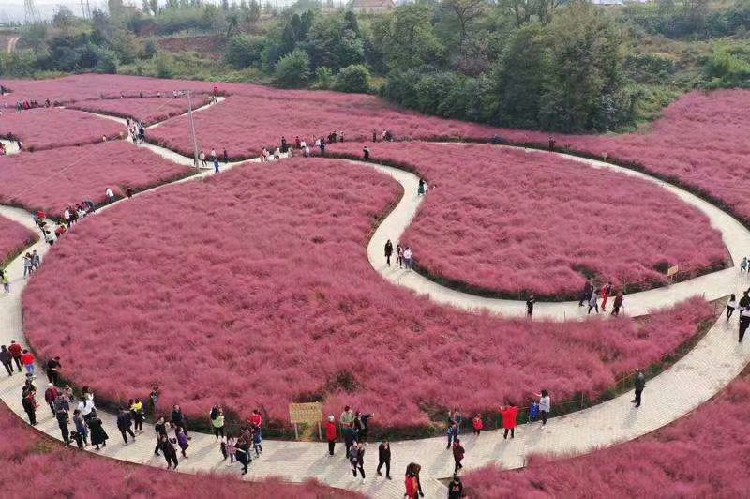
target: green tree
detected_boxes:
[274,48,311,87]
[226,34,264,68]
[333,64,370,93]
[382,5,445,71]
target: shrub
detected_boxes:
[274,49,311,88]
[333,64,370,94]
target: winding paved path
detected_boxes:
[1,103,749,497]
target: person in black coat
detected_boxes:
[117,407,136,444]
[160,435,179,470]
[22,393,37,425]
[88,412,109,450]
[154,416,168,456]
[235,437,251,475]
[377,439,391,479]
[56,409,70,444]
[171,404,188,436]
[384,240,393,266]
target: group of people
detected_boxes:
[199,147,229,173]
[126,118,146,144]
[15,98,54,112]
[578,280,624,315]
[384,239,414,270]
[729,290,750,343]
[215,408,264,475]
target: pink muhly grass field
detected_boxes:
[0,215,37,266]
[68,97,209,127]
[146,94,501,159]
[327,142,728,299]
[463,375,750,497]
[23,159,716,434]
[0,141,193,218]
[0,107,123,151]
[0,402,356,498]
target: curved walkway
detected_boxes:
[1,106,749,496]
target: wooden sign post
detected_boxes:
[289,401,323,441]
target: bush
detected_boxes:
[226,34,264,69]
[155,53,174,79]
[333,64,370,93]
[274,49,310,88]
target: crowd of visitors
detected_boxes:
[578,280,624,316]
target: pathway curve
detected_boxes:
[6,36,19,54]
[1,108,750,496]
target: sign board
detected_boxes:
[667,265,679,277]
[289,402,323,440]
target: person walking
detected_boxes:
[740,307,750,343]
[350,441,366,483]
[176,426,189,458]
[397,244,404,268]
[72,409,88,446]
[223,148,229,163]
[353,411,373,442]
[340,405,355,458]
[417,178,426,196]
[171,404,188,437]
[526,295,535,318]
[56,407,70,444]
[534,390,551,426]
[20,349,36,375]
[1,267,9,293]
[325,415,338,456]
[611,291,624,316]
[199,151,207,168]
[578,280,593,307]
[22,391,38,425]
[154,416,168,456]
[403,247,413,270]
[160,435,179,470]
[8,340,23,371]
[88,412,108,450]
[452,439,465,474]
[31,250,40,271]
[633,370,646,408]
[447,475,464,499]
[214,157,220,174]
[727,294,738,321]
[471,414,483,436]
[601,282,613,311]
[446,421,458,448]
[500,402,519,439]
[235,436,250,475]
[211,407,225,439]
[588,289,599,314]
[117,407,136,444]
[377,438,391,479]
[0,345,13,376]
[363,145,370,161]
[130,399,144,433]
[384,239,393,266]
[405,463,425,498]
[46,356,61,386]
[44,383,60,416]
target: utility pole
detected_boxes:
[185,90,201,168]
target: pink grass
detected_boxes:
[462,374,750,497]
[0,215,37,265]
[68,97,210,127]
[22,160,716,432]
[327,142,728,298]
[0,141,193,218]
[0,402,357,498]
[0,108,123,151]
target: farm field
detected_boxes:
[0,141,193,217]
[23,160,716,434]
[0,108,122,151]
[463,373,750,498]
[326,143,728,299]
[67,97,206,127]
[0,402,355,498]
[0,215,37,266]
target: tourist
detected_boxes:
[53,391,70,415]
[223,148,229,163]
[741,290,750,309]
[1,267,8,293]
[740,306,750,342]
[727,294,738,320]
[211,406,225,439]
[21,349,36,375]
[588,289,599,314]
[7,342,22,372]
[742,257,748,273]
[22,391,38,425]
[350,441,366,482]
[44,383,60,416]
[274,147,281,160]
[548,135,555,151]
[397,243,404,268]
[418,178,426,196]
[149,385,159,415]
[500,402,519,439]
[446,421,458,449]
[319,140,326,156]
[377,438,392,479]
[353,411,373,441]
[448,475,463,499]
[88,411,108,450]
[633,370,646,408]
[171,404,188,436]
[23,252,32,277]
[46,356,61,386]
[78,395,96,424]
[453,409,463,431]
[176,426,189,457]
[526,295,536,318]
[403,247,413,270]
[160,435,179,470]
[325,415,337,456]
[235,435,250,475]
[226,435,237,463]
[363,145,370,161]
[72,409,88,446]
[31,250,40,271]
[471,414,483,436]
[117,407,136,444]
[405,470,420,499]
[154,416,168,456]
[214,157,220,174]
[199,151,207,167]
[280,136,288,153]
[405,462,425,498]
[22,375,37,398]
[534,390,551,426]
[106,187,115,203]
[452,438,465,474]
[384,239,394,266]
[0,345,12,376]
[211,148,217,162]
[56,407,70,444]
[251,425,263,456]
[130,398,144,433]
[611,291,624,316]
[578,280,593,307]
[249,408,263,428]
[340,405,355,458]
[601,282,613,311]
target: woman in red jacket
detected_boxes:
[325,415,338,456]
[471,414,484,436]
[500,402,519,440]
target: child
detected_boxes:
[70,429,84,449]
[227,436,237,463]
[176,427,189,458]
[252,426,263,457]
[471,414,484,436]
